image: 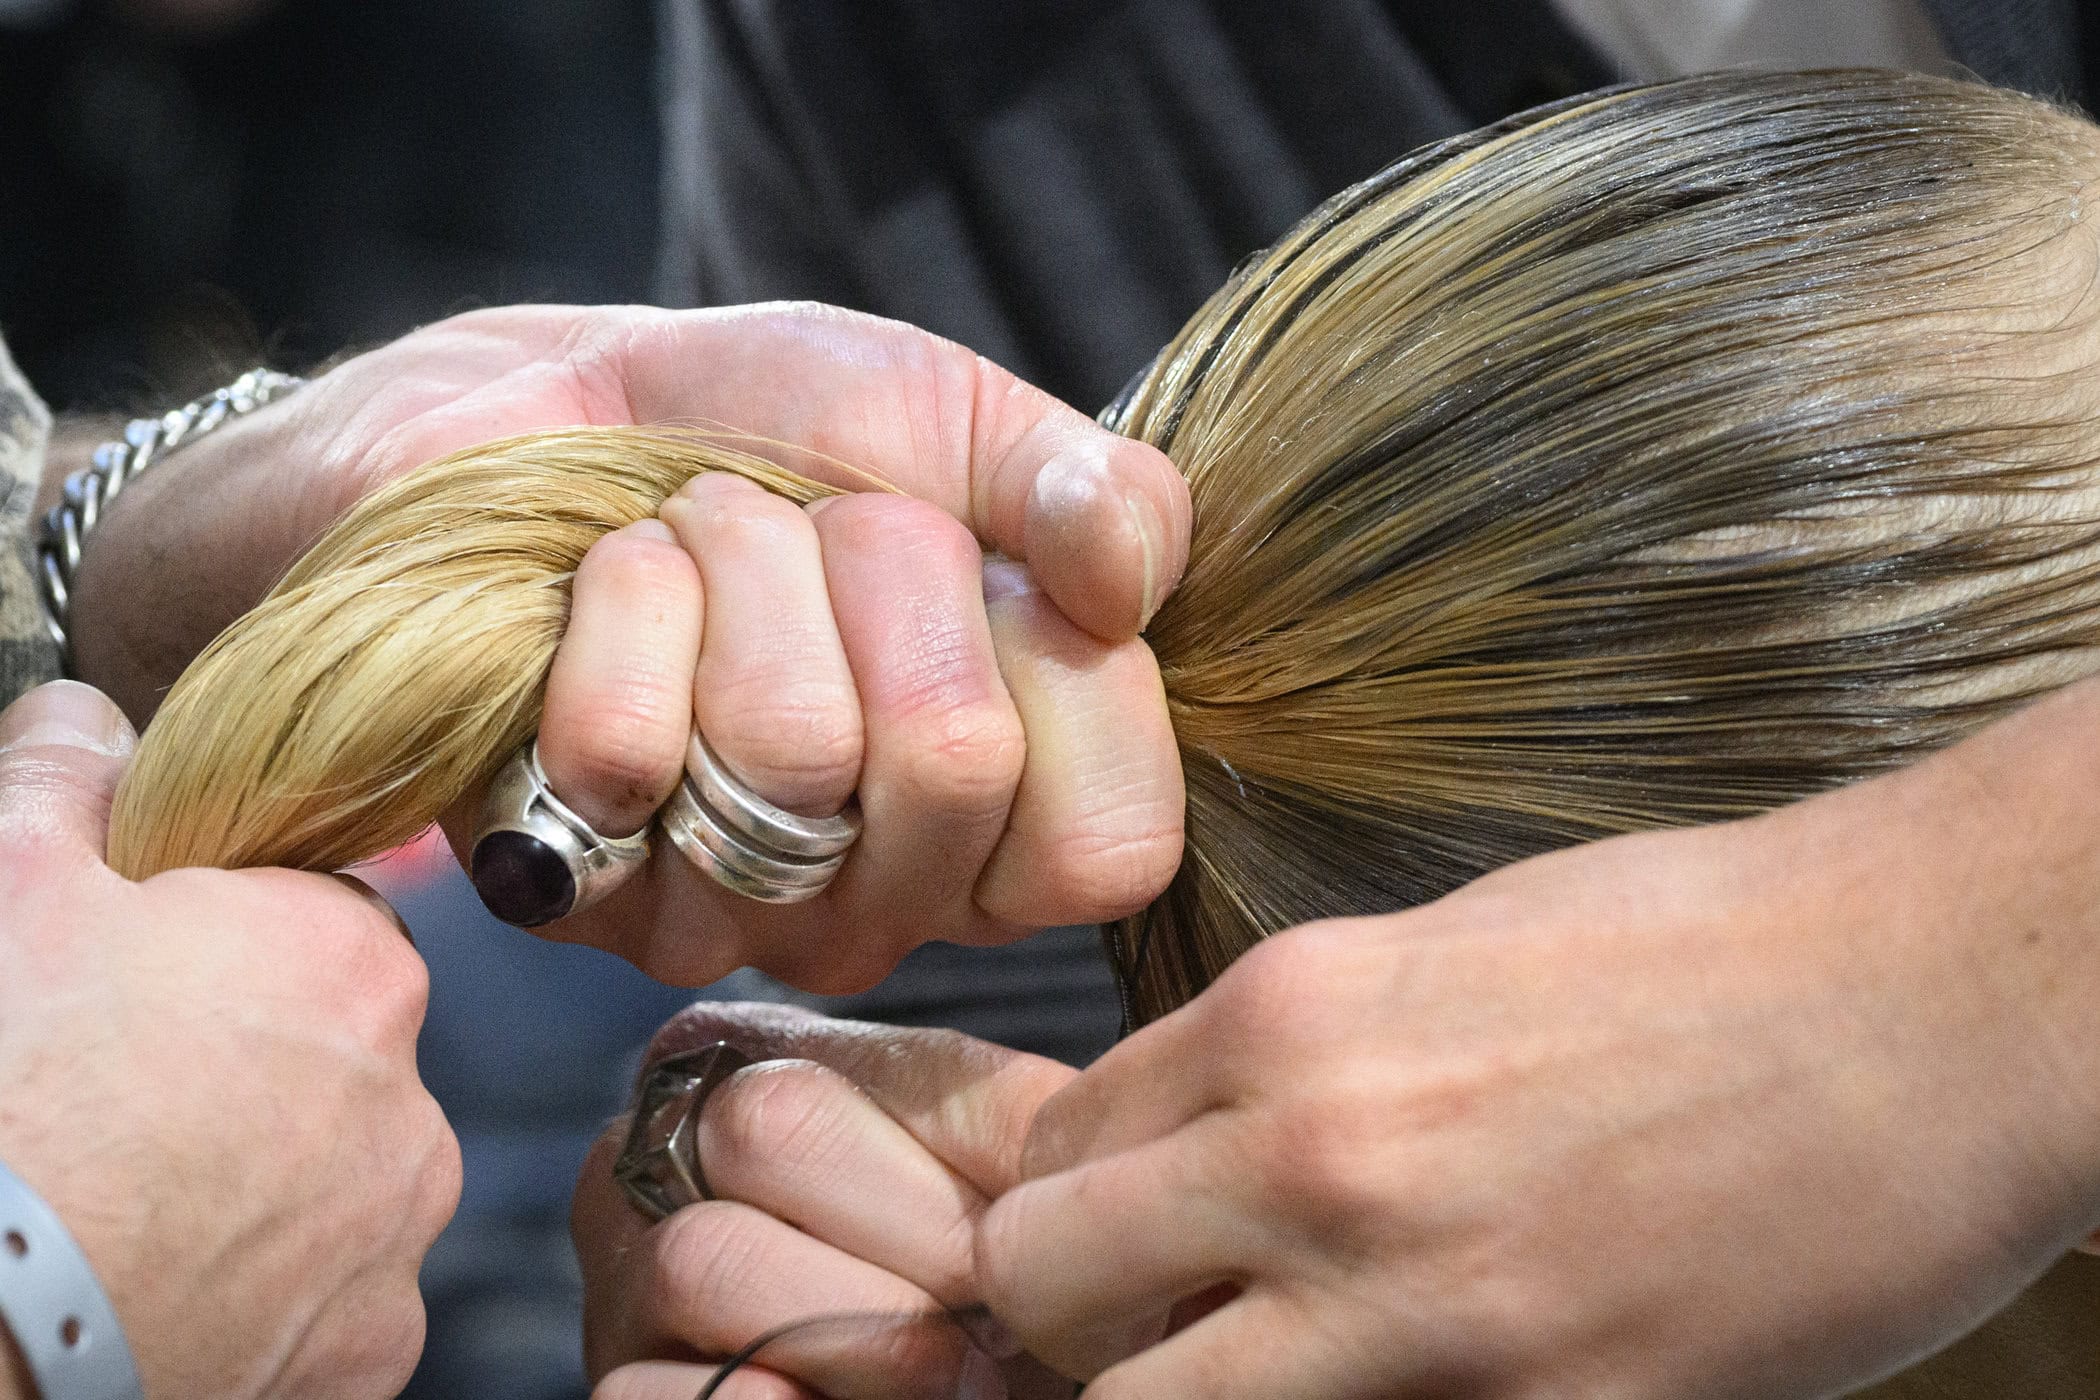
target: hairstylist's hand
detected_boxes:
[66,301,1186,722]
[569,1002,1075,1400]
[516,475,1183,990]
[977,678,2100,1400]
[0,682,460,1400]
[63,301,1188,989]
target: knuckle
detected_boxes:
[317,1285,427,1400]
[684,474,809,540]
[1201,936,1312,1039]
[1204,916,1371,1037]
[1030,820,1184,922]
[302,891,428,1046]
[587,524,701,593]
[359,927,433,1042]
[369,1292,430,1398]
[1252,1099,1387,1226]
[890,703,1026,821]
[414,1098,465,1236]
[824,493,978,566]
[701,1061,852,1180]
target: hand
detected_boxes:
[515,476,1183,990]
[571,1002,1076,1400]
[65,302,1189,988]
[68,302,1187,722]
[0,682,460,1400]
[976,679,2100,1400]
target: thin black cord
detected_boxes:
[693,1304,1085,1398]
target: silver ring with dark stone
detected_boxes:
[469,740,651,926]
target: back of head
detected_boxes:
[1106,69,2100,1021]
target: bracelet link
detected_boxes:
[33,368,305,671]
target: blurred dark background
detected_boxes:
[0,0,659,411]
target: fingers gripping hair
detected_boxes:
[106,429,844,877]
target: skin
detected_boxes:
[5,300,1184,1389]
[0,681,459,1399]
[53,300,1191,990]
[576,676,2100,1400]
[570,1002,1076,1400]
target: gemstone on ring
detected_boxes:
[469,829,576,927]
[468,740,653,926]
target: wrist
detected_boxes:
[54,376,304,722]
[0,1158,144,1400]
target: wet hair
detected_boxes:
[1100,67,2100,1021]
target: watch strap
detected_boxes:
[0,1158,144,1400]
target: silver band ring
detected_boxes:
[683,732,859,860]
[659,733,861,904]
[469,740,652,925]
[612,1042,757,1220]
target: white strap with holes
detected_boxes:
[0,1159,143,1399]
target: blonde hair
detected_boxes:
[108,432,844,876]
[105,71,2100,1394]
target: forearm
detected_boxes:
[1776,671,2100,1211]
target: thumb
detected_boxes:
[0,680,139,859]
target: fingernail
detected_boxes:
[805,494,841,518]
[1122,486,1167,629]
[624,518,676,543]
[1029,445,1109,523]
[958,1345,1009,1400]
[981,557,1038,606]
[0,680,135,758]
[1029,444,1169,632]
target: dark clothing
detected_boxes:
[656,0,2089,412]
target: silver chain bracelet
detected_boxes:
[34,368,305,666]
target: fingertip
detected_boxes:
[0,679,137,759]
[1022,439,1190,641]
[0,681,139,864]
